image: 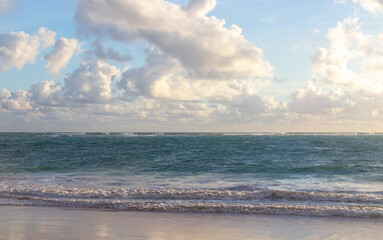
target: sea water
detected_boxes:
[0,132,382,217]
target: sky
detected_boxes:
[1,0,383,132]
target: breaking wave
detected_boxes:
[1,184,382,217]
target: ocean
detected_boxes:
[0,132,382,217]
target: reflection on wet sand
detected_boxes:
[0,206,382,240]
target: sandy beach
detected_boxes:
[0,206,382,240]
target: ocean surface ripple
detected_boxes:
[0,132,382,217]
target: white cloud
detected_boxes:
[0,27,56,71]
[289,82,340,115]
[289,81,383,124]
[0,88,10,98]
[0,55,282,130]
[89,41,130,62]
[119,51,196,100]
[64,61,120,103]
[185,0,216,16]
[74,0,277,121]
[37,27,56,49]
[311,17,383,92]
[338,0,383,14]
[119,50,269,103]
[4,1,383,131]
[0,1,285,130]
[0,89,31,110]
[76,0,273,82]
[44,38,79,74]
[0,60,121,110]
[29,80,63,107]
[211,94,267,122]
[74,0,276,124]
[68,0,279,127]
[353,0,383,13]
[286,16,383,128]
[1,82,63,111]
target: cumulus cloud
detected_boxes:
[44,38,79,74]
[119,50,270,103]
[74,0,276,123]
[70,0,277,127]
[290,15,383,123]
[64,61,120,103]
[0,60,120,109]
[0,27,56,71]
[37,27,56,49]
[0,0,290,131]
[353,0,383,13]
[185,0,216,16]
[90,41,130,62]
[0,89,31,110]
[75,0,273,82]
[289,81,383,123]
[0,0,290,130]
[5,1,383,131]
[0,88,10,98]
[289,82,341,115]
[29,81,63,107]
[119,51,196,100]
[287,15,383,128]
[211,94,267,122]
[336,0,383,13]
[311,17,383,92]
[0,81,62,111]
[0,61,121,110]
[0,56,281,130]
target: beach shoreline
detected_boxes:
[1,206,382,240]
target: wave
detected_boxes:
[2,198,381,217]
[1,185,382,217]
[1,186,382,203]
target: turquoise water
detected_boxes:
[1,132,382,217]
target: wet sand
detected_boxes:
[0,206,382,240]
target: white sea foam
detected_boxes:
[1,184,382,217]
[0,197,382,217]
